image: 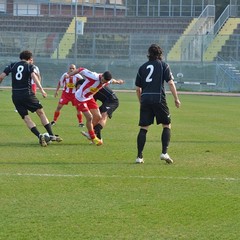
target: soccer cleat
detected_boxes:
[51,121,56,126]
[79,123,85,127]
[92,137,103,146]
[160,153,173,164]
[81,131,91,140]
[50,135,63,142]
[39,134,47,147]
[55,135,63,142]
[135,157,144,164]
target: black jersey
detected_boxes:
[94,85,118,103]
[3,60,35,94]
[135,59,173,104]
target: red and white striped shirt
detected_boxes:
[59,72,82,94]
[31,65,40,94]
[75,68,110,102]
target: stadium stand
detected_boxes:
[0,15,73,57]
[0,16,72,32]
[51,17,86,59]
[218,22,240,60]
[84,16,192,34]
[0,0,239,92]
[0,14,193,59]
[66,16,193,60]
[167,18,198,61]
[203,18,240,61]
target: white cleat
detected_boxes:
[160,153,173,164]
[50,135,63,142]
[81,131,91,140]
[135,157,144,164]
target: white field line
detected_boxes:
[0,172,239,182]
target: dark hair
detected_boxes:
[147,44,163,61]
[102,71,112,81]
[75,79,85,88]
[19,50,33,61]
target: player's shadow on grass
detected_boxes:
[173,140,238,143]
[0,142,91,147]
[0,162,133,165]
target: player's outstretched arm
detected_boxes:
[111,79,124,84]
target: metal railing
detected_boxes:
[180,5,215,61]
[216,56,240,91]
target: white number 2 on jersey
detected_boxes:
[146,65,154,82]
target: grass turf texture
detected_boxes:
[0,89,240,240]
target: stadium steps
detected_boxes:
[167,18,197,61]
[218,23,240,59]
[84,17,191,34]
[51,17,86,59]
[203,18,240,61]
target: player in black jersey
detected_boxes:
[135,44,181,164]
[75,80,120,142]
[0,50,62,146]
[93,85,119,140]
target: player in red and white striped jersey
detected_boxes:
[29,58,41,95]
[68,67,124,146]
[51,64,84,127]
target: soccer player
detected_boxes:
[0,50,63,147]
[135,44,181,164]
[93,85,120,141]
[14,58,40,113]
[68,67,123,146]
[51,64,84,127]
[75,80,120,141]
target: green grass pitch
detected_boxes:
[0,89,240,240]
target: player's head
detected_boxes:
[68,64,76,73]
[19,50,33,61]
[101,71,112,83]
[147,44,163,61]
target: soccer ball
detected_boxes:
[43,132,51,144]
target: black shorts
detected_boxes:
[12,91,43,119]
[99,99,119,119]
[139,102,171,126]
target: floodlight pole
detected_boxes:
[74,0,78,63]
